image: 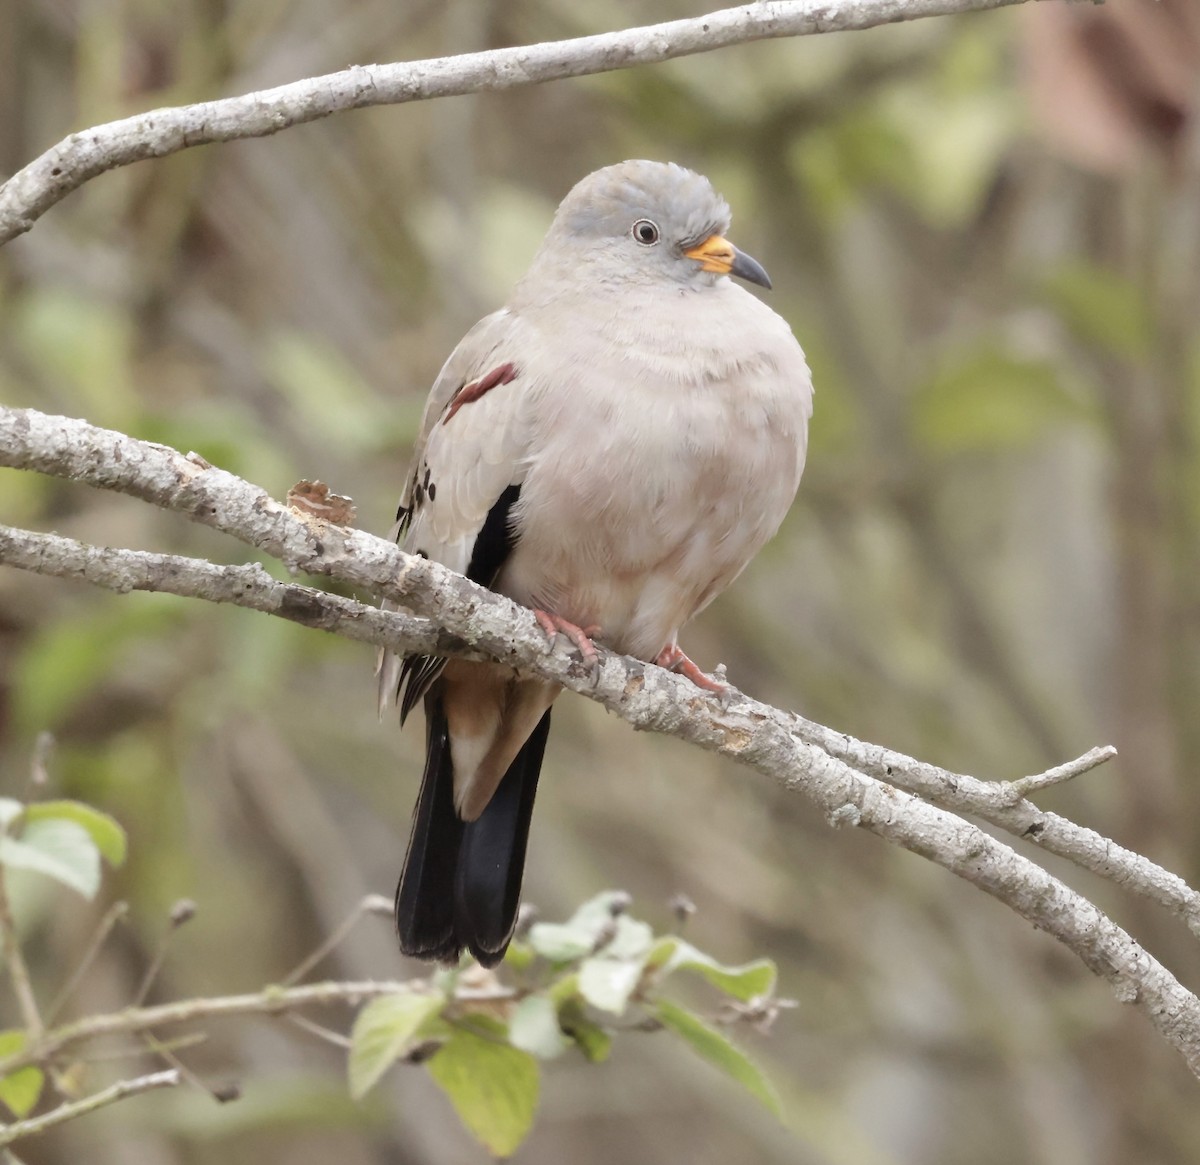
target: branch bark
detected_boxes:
[0,1069,180,1149]
[0,0,1033,245]
[0,979,412,1078]
[3,404,1200,1078]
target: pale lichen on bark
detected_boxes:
[3,405,1200,1077]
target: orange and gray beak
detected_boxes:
[683,234,772,290]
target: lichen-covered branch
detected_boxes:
[0,523,480,663]
[0,1069,180,1148]
[2,404,1200,1076]
[0,0,1032,245]
[792,723,1200,935]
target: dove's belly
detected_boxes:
[496,361,808,660]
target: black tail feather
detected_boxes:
[396,694,551,968]
[455,710,550,964]
[394,698,464,963]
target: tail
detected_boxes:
[395,692,550,967]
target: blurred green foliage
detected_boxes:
[1,1,1199,1163]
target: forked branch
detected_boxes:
[2,404,1199,1077]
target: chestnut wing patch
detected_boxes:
[395,362,520,543]
[442,362,518,426]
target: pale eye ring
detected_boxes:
[632,219,660,246]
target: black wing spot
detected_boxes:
[466,483,522,586]
[395,486,522,722]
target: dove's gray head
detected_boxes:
[524,160,772,295]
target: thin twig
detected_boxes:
[0,525,465,661]
[999,745,1120,803]
[281,894,394,988]
[793,720,1200,934]
[132,900,198,1008]
[0,867,43,1043]
[286,1013,353,1049]
[140,1033,232,1103]
[67,1032,206,1063]
[27,734,54,795]
[0,1069,179,1148]
[0,979,414,1077]
[45,901,129,1024]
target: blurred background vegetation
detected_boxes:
[2,0,1199,1161]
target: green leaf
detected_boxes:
[0,1066,44,1119]
[575,915,655,1013]
[25,802,126,867]
[526,890,632,962]
[545,972,580,1008]
[562,890,632,931]
[0,1031,44,1119]
[263,331,393,454]
[1042,263,1153,360]
[603,916,653,960]
[912,344,1085,453]
[509,995,569,1060]
[14,599,185,732]
[558,1002,612,1064]
[526,922,595,962]
[427,1022,539,1158]
[578,955,644,1014]
[501,940,534,972]
[13,288,137,424]
[655,999,781,1117]
[646,938,777,1002]
[883,89,1016,225]
[348,991,445,1099]
[0,820,100,898]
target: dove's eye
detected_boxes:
[631,219,660,246]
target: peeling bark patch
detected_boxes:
[279,585,328,623]
[717,724,752,752]
[287,479,357,525]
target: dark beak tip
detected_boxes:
[730,247,772,291]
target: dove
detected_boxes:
[379,160,813,966]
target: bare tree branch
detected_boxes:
[0,0,1033,246]
[0,980,414,1077]
[11,515,1194,936]
[3,404,1200,1077]
[0,1069,180,1149]
[792,723,1200,935]
[0,523,478,662]
[3,408,1196,934]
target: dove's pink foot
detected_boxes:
[534,610,601,668]
[655,644,728,695]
